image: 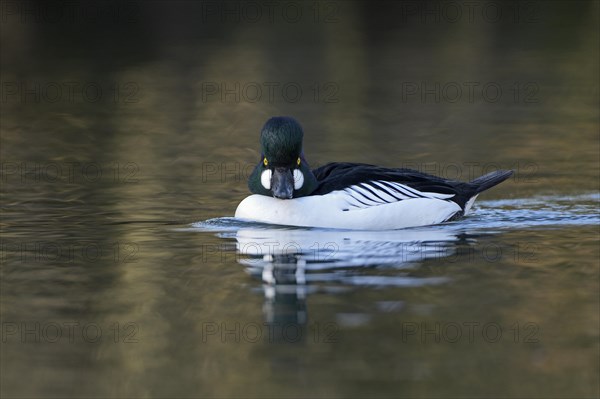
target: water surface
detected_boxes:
[1,1,599,398]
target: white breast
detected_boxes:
[235,189,463,230]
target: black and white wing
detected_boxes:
[312,163,474,208]
[339,180,457,210]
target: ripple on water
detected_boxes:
[188,193,599,288]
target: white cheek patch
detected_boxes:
[293,169,304,190]
[261,169,272,190]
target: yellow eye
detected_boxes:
[297,157,301,166]
[263,158,268,167]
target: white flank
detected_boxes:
[235,182,464,230]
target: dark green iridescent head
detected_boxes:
[248,116,318,199]
[260,117,304,166]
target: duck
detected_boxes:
[235,116,513,230]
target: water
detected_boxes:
[1,1,599,398]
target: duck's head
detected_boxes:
[248,116,318,199]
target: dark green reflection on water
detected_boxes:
[1,1,598,397]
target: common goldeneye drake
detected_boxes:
[235,116,513,230]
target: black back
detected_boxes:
[311,163,513,208]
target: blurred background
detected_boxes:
[1,1,599,398]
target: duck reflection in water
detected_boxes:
[235,227,461,331]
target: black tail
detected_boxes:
[470,170,513,194]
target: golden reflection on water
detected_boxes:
[1,1,598,397]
